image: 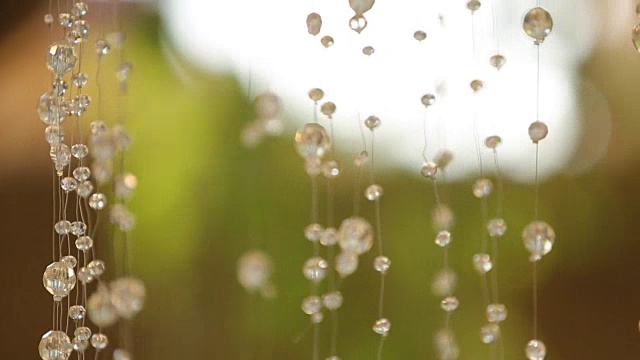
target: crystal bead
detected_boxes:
[522,221,555,260]
[322,291,343,310]
[440,296,459,312]
[44,14,54,25]
[72,167,90,182]
[68,305,86,320]
[113,349,132,360]
[373,256,390,274]
[337,216,373,255]
[364,115,381,130]
[320,102,336,117]
[39,330,72,360]
[45,125,64,144]
[77,267,93,284]
[74,327,91,341]
[71,144,88,159]
[308,88,324,102]
[349,14,368,34]
[484,135,502,149]
[72,2,89,17]
[52,79,68,96]
[335,251,359,277]
[70,221,86,236]
[633,24,640,52]
[306,13,322,36]
[110,277,146,319]
[68,20,89,44]
[75,94,91,113]
[365,184,383,201]
[421,94,436,107]
[487,218,506,237]
[470,79,484,93]
[61,255,77,268]
[305,223,324,242]
[362,46,375,56]
[91,120,107,135]
[414,30,427,41]
[349,0,375,14]
[435,231,451,247]
[115,173,138,199]
[472,253,493,274]
[354,151,369,167]
[72,337,88,352]
[38,92,65,125]
[528,121,549,143]
[96,39,110,56]
[87,260,106,277]
[486,303,507,323]
[294,123,331,160]
[58,13,73,28]
[372,318,391,336]
[311,311,324,324]
[466,0,481,11]
[237,250,272,292]
[472,178,493,198]
[301,295,322,315]
[489,54,506,70]
[89,193,107,210]
[481,323,500,344]
[321,161,339,179]
[70,73,88,89]
[255,92,281,120]
[43,262,76,301]
[88,285,117,327]
[303,256,329,282]
[76,181,94,198]
[321,36,334,48]
[432,268,456,296]
[116,62,133,83]
[434,150,453,169]
[90,333,108,351]
[525,339,547,360]
[320,227,337,246]
[432,204,454,231]
[60,177,77,192]
[50,144,71,172]
[54,220,72,235]
[420,162,438,179]
[523,7,553,45]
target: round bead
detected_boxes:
[38,92,65,125]
[470,79,484,93]
[39,330,72,360]
[295,123,331,161]
[72,337,88,352]
[431,268,456,296]
[434,231,451,247]
[522,221,555,261]
[487,218,507,237]
[89,193,107,210]
[72,167,90,182]
[88,286,117,328]
[72,73,88,88]
[349,14,368,34]
[71,144,88,159]
[466,0,481,11]
[50,144,71,172]
[54,220,72,235]
[303,257,329,282]
[481,323,500,344]
[113,349,132,360]
[472,253,493,274]
[320,227,338,246]
[301,295,322,315]
[335,251,359,277]
[306,13,322,36]
[308,88,324,102]
[116,62,133,83]
[96,39,110,56]
[43,262,76,301]
[364,115,381,130]
[61,177,77,192]
[372,318,391,336]
[311,311,324,324]
[68,305,86,320]
[47,42,77,75]
[76,181,94,198]
[413,30,427,41]
[489,54,506,70]
[52,79,68,96]
[323,161,340,178]
[523,8,553,45]
[365,184,383,201]
[255,92,281,120]
[320,102,336,117]
[440,296,459,312]
[45,125,65,145]
[421,94,436,107]
[472,178,493,198]
[528,121,549,143]
[77,267,94,284]
[74,327,91,341]
[354,151,369,167]
[110,277,146,319]
[87,260,106,277]
[373,256,390,274]
[434,150,453,169]
[321,36,334,48]
[237,250,273,292]
[115,173,138,200]
[58,13,73,28]
[44,14,54,25]
[72,2,89,17]
[525,339,547,360]
[362,46,375,56]
[305,223,324,242]
[90,333,109,351]
[337,217,373,255]
[484,135,502,149]
[61,255,77,268]
[486,303,508,323]
[420,162,438,179]
[322,291,343,310]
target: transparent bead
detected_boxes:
[432,268,457,296]
[349,14,368,33]
[303,256,329,282]
[472,178,493,198]
[61,255,77,268]
[484,135,502,149]
[90,333,108,351]
[44,14,54,25]
[320,227,337,246]
[77,267,94,284]
[87,260,106,277]
[68,305,86,320]
[525,339,547,360]
[320,102,336,117]
[362,46,375,56]
[116,62,133,83]
[52,79,68,96]
[308,88,324,102]
[421,162,438,179]
[522,221,555,260]
[113,349,132,360]
[89,193,107,210]
[414,30,427,41]
[486,303,508,323]
[45,125,65,145]
[372,318,391,336]
[72,337,88,352]
[38,92,65,125]
[76,181,94,198]
[321,36,334,48]
[335,251,359,277]
[294,123,331,160]
[115,173,138,199]
[43,262,76,301]
[528,121,549,143]
[349,0,375,14]
[322,291,343,310]
[75,94,91,113]
[91,120,107,135]
[481,323,500,344]
[88,285,117,327]
[96,39,110,56]
[70,221,86,236]
[70,144,88,159]
[421,94,436,107]
[354,151,369,167]
[305,223,324,242]
[60,177,77,192]
[306,13,322,36]
[301,295,322,315]
[110,277,146,319]
[58,13,73,28]
[68,20,89,44]
[435,231,451,247]
[311,311,324,324]
[440,296,459,312]
[73,167,90,182]
[434,150,454,169]
[466,0,481,12]
[237,250,273,292]
[432,204,454,231]
[489,54,506,70]
[71,2,89,17]
[39,330,73,360]
[74,327,91,341]
[633,24,640,52]
[365,184,383,201]
[373,256,390,274]
[364,115,381,130]
[472,253,493,274]
[54,220,72,235]
[50,144,71,173]
[255,92,281,120]
[487,218,507,237]
[337,216,373,255]
[523,8,553,45]
[470,79,484,93]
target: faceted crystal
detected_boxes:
[525,339,547,360]
[88,285,117,328]
[337,216,373,255]
[44,14,54,25]
[421,162,438,179]
[303,256,329,282]
[237,250,272,292]
[58,13,73,28]
[68,20,89,44]
[466,0,481,11]
[487,218,507,237]
[52,79,68,96]
[72,337,88,352]
[61,255,77,268]
[87,260,106,277]
[362,46,375,56]
[45,125,64,144]
[90,333,108,350]
[484,135,502,149]
[73,167,91,182]
[306,13,322,36]
[68,305,86,320]
[305,158,322,177]
[322,161,340,178]
[50,144,71,172]
[470,79,484,93]
[305,223,324,242]
[364,115,381,130]
[91,120,107,135]
[486,303,508,323]
[320,227,337,246]
[76,181,94,198]
[72,72,88,88]
[372,318,391,336]
[71,144,88,159]
[472,178,493,198]
[365,184,383,201]
[321,36,334,48]
[373,256,390,274]
[432,268,457,296]
[47,42,77,75]
[322,291,343,310]
[528,121,549,143]
[335,251,359,277]
[421,94,436,107]
[440,296,459,312]
[294,123,331,160]
[110,204,135,232]
[74,327,91,341]
[435,231,451,247]
[523,7,553,45]
[43,262,76,301]
[110,277,146,319]
[301,295,322,315]
[75,94,91,113]
[522,221,555,260]
[489,54,506,70]
[96,39,110,56]
[77,267,93,284]
[38,92,65,125]
[308,88,324,102]
[54,220,72,235]
[349,0,375,14]
[349,14,368,34]
[71,2,89,17]
[481,323,500,344]
[89,193,107,210]
[473,253,493,274]
[70,221,86,236]
[39,330,72,360]
[320,102,336,117]
[60,177,78,192]
[414,30,427,41]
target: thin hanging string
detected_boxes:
[491,149,505,360]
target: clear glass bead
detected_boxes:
[54,220,71,235]
[470,79,484,93]
[68,20,89,44]
[487,218,507,237]
[489,54,506,70]
[432,268,456,296]
[77,267,94,284]
[484,135,502,149]
[71,144,88,159]
[481,323,500,344]
[362,46,375,56]
[305,223,324,242]
[306,13,322,36]
[421,94,436,107]
[96,39,110,56]
[74,327,91,341]
[38,92,65,125]
[322,291,343,310]
[39,330,72,360]
[87,260,106,277]
[50,144,71,173]
[414,30,427,41]
[88,285,117,328]
[440,296,459,312]
[365,184,383,201]
[58,13,73,28]
[301,295,322,315]
[335,251,359,277]
[432,204,454,231]
[72,72,88,88]
[68,305,86,320]
[72,337,88,352]
[354,151,369,167]
[303,256,329,282]
[434,150,453,169]
[372,318,391,336]
[91,120,107,135]
[76,181,94,198]
[435,231,451,247]
[43,262,76,301]
[237,250,272,292]
[349,0,375,14]
[60,177,77,192]
[364,115,381,130]
[44,14,54,25]
[70,221,86,236]
[421,162,438,179]
[321,36,334,48]
[522,221,555,261]
[523,7,553,45]
[466,0,481,12]
[320,102,336,117]
[349,14,368,34]
[472,253,493,274]
[337,216,373,255]
[45,125,64,145]
[320,227,337,246]
[486,303,507,323]
[323,160,340,178]
[71,2,89,17]
[73,167,90,182]
[90,333,108,351]
[311,311,324,324]
[110,277,146,319]
[295,123,331,160]
[633,24,640,52]
[89,193,107,210]
[52,79,68,96]
[525,339,547,360]
[61,255,77,268]
[373,255,390,274]
[113,349,132,360]
[47,42,77,75]
[75,94,91,113]
[472,178,493,198]
[528,121,549,143]
[308,88,324,102]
